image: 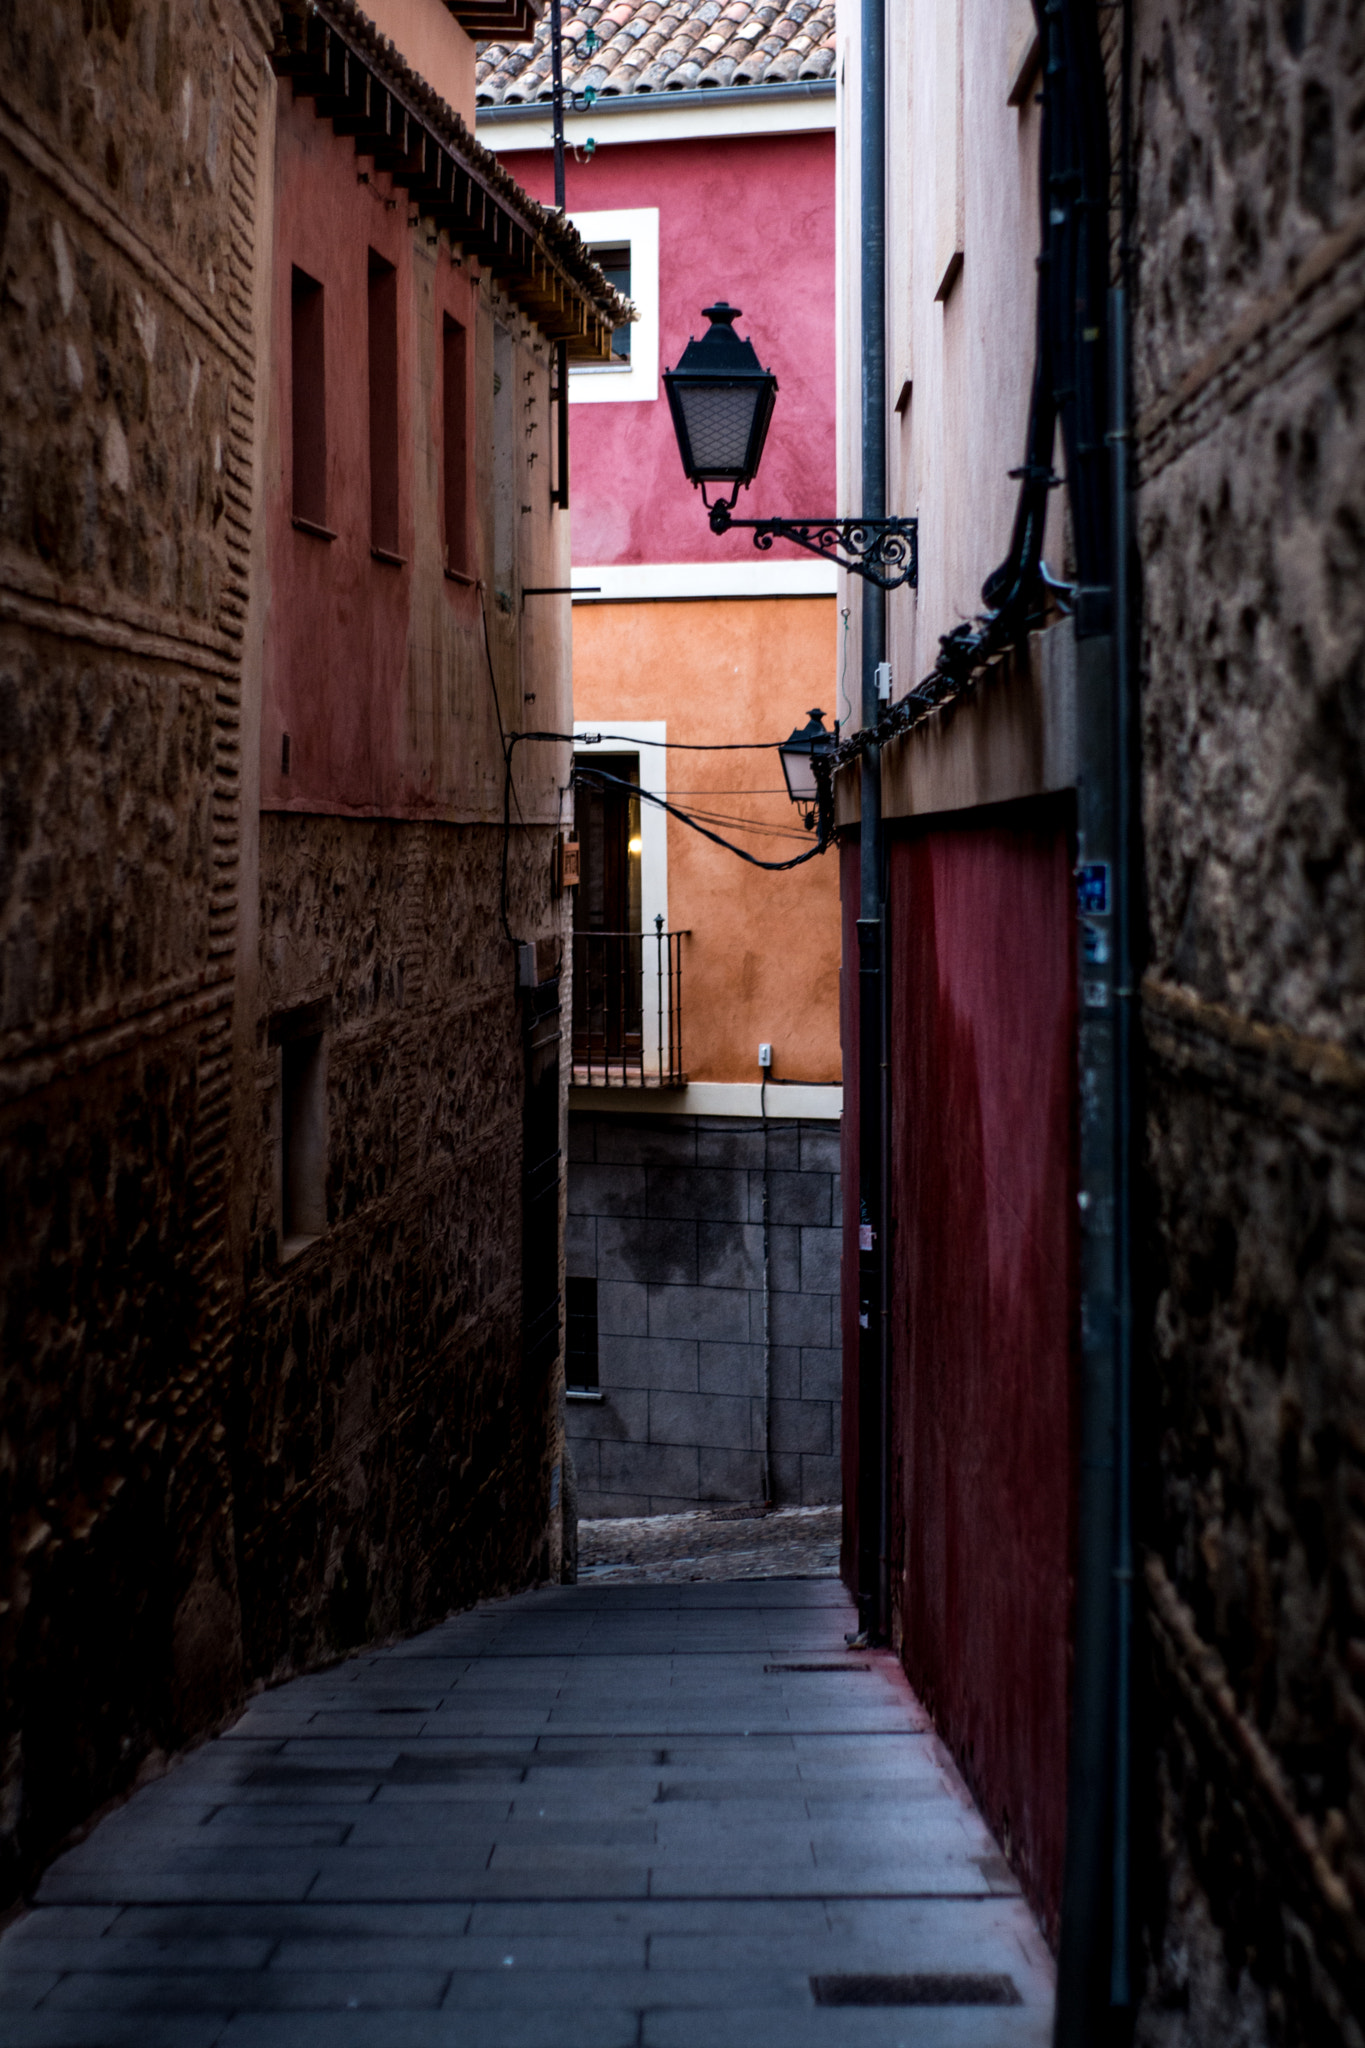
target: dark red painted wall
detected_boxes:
[839,841,861,1588]
[843,801,1077,1939]
[265,90,481,817]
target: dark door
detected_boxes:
[572,755,642,1065]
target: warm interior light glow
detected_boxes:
[628,836,643,856]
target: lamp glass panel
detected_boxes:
[675,380,764,478]
[780,746,819,803]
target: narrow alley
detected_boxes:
[0,1570,1051,2046]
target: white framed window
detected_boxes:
[569,207,658,405]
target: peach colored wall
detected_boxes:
[363,0,476,122]
[573,597,841,1085]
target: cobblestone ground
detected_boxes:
[578,1506,841,1584]
[0,1517,1055,2044]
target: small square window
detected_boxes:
[589,244,631,361]
[367,251,400,558]
[568,208,657,406]
[291,266,327,528]
[442,312,470,575]
[273,1021,328,1255]
[565,1276,599,1391]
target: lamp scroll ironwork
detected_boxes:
[664,304,918,592]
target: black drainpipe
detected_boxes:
[855,0,888,1643]
[1052,0,1134,2035]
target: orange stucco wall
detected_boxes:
[573,597,841,1086]
[362,0,476,122]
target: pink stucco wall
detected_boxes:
[499,132,836,565]
[263,91,570,824]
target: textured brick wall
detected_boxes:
[1130,3,1365,2038]
[566,1111,842,1514]
[0,0,270,1905]
[238,815,568,1676]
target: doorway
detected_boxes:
[572,753,642,1068]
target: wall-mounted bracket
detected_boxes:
[705,500,918,590]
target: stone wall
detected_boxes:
[0,0,270,1906]
[238,815,568,1677]
[1130,2,1365,2038]
[566,1110,842,1514]
[0,0,576,1915]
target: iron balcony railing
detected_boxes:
[572,914,688,1088]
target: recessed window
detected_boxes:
[367,251,400,559]
[492,322,515,601]
[590,244,631,362]
[442,312,469,576]
[291,266,327,529]
[569,208,658,406]
[566,1277,599,1391]
[278,1027,327,1252]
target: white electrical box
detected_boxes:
[875,661,893,703]
[758,1043,772,1069]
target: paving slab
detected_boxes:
[1,1571,1053,2044]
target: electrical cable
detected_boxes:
[493,725,836,959]
[573,764,831,871]
[578,731,793,753]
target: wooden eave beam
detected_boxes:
[284,4,621,352]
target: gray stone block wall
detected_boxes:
[566,1111,841,1514]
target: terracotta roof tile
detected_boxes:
[476,0,835,105]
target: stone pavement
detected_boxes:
[0,1579,1054,2046]
[578,1504,842,1583]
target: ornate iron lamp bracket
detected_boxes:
[706,498,918,590]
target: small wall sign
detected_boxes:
[1076,862,1109,915]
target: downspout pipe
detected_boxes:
[1052,0,1134,2035]
[855,0,888,1642]
[549,0,569,510]
[1109,0,1138,2006]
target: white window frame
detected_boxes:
[573,719,670,1070]
[569,207,659,405]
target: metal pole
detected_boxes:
[760,1074,773,1506]
[655,913,664,1084]
[1109,280,1135,2014]
[856,0,889,1643]
[550,0,570,511]
[674,934,683,1084]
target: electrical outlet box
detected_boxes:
[875,661,893,703]
[758,1043,772,1069]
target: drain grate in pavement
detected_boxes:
[764,1662,870,1673]
[812,1973,1022,2007]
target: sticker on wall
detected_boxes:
[1081,922,1110,965]
[1082,980,1111,1010]
[1076,862,1109,915]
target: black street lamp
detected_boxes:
[664,303,918,591]
[778,708,836,835]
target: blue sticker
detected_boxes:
[1077,863,1109,915]
[1081,922,1110,965]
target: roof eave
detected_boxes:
[273,0,628,357]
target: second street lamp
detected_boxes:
[779,708,836,840]
[664,302,918,591]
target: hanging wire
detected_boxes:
[492,722,836,957]
[573,764,831,871]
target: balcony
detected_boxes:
[571,919,688,1088]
